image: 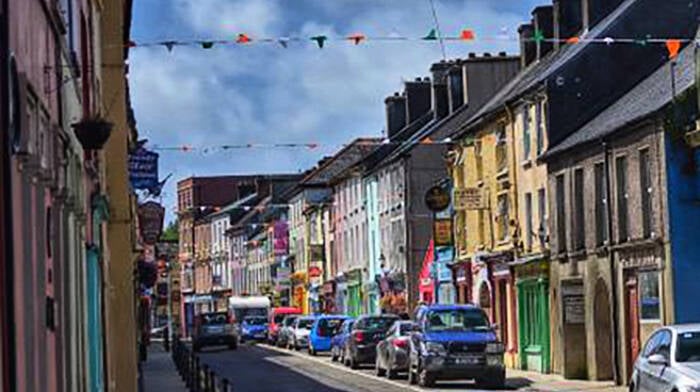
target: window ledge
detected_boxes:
[496,169,509,179]
[552,252,568,262]
[521,159,533,169]
[568,249,587,259]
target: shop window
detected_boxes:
[524,193,533,251]
[537,188,547,247]
[474,141,483,182]
[536,101,545,155]
[495,125,508,173]
[496,193,510,242]
[639,271,660,321]
[594,163,608,246]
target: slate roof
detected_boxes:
[300,137,383,186]
[544,43,696,158]
[208,192,259,220]
[451,0,637,139]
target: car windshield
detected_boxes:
[283,316,298,327]
[243,317,266,326]
[317,318,344,337]
[676,331,700,362]
[273,314,287,324]
[425,309,490,332]
[399,323,417,336]
[298,319,314,329]
[355,317,398,332]
[201,313,228,325]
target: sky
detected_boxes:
[129,0,544,222]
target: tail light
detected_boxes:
[353,330,365,343]
[392,338,408,349]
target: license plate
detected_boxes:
[255,333,265,338]
[455,356,480,365]
[208,326,224,334]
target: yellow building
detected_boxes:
[101,0,138,390]
[451,113,519,369]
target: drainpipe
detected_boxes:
[0,0,16,389]
[602,139,621,385]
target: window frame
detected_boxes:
[555,174,567,253]
[522,105,531,161]
[573,168,586,250]
[639,148,653,239]
[639,270,661,323]
[616,155,629,243]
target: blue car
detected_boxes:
[408,304,505,388]
[330,318,354,362]
[240,315,268,342]
[308,315,349,356]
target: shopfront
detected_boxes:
[435,247,455,304]
[291,271,307,314]
[346,269,362,317]
[451,260,472,304]
[335,275,347,315]
[514,257,550,373]
[321,281,336,314]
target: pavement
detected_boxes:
[191,342,628,392]
[142,344,187,392]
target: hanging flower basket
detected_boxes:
[71,117,113,150]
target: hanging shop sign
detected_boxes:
[138,201,165,245]
[308,265,322,278]
[273,221,289,256]
[129,147,159,190]
[309,244,324,263]
[425,185,451,212]
[433,218,453,246]
[454,188,486,210]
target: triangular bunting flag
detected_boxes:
[348,33,366,45]
[460,29,475,41]
[603,37,615,45]
[307,143,319,149]
[666,39,681,59]
[422,28,438,40]
[236,33,252,44]
[566,36,580,44]
[278,37,290,48]
[201,41,214,49]
[311,36,327,48]
[421,137,434,144]
[163,41,177,52]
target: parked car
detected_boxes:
[277,314,300,348]
[344,314,399,369]
[289,316,316,350]
[407,304,504,388]
[375,320,417,379]
[331,318,354,362]
[308,315,349,355]
[268,307,302,345]
[240,315,268,343]
[629,324,700,392]
[192,311,238,352]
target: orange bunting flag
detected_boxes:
[421,137,434,144]
[236,33,252,44]
[566,36,580,44]
[181,145,192,152]
[307,143,319,149]
[666,39,681,59]
[348,33,366,45]
[460,29,475,41]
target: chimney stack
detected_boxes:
[447,64,465,113]
[518,23,536,68]
[430,60,450,120]
[532,6,554,60]
[404,77,432,124]
[582,0,624,32]
[553,0,583,49]
[385,92,407,140]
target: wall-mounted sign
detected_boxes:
[138,202,165,245]
[273,221,289,256]
[309,244,324,263]
[454,188,486,210]
[308,266,322,278]
[129,147,159,190]
[433,219,453,246]
[562,280,585,325]
[425,185,450,212]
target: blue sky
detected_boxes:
[129,0,544,221]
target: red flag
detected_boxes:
[236,33,252,44]
[666,39,681,59]
[460,29,475,41]
[347,33,366,45]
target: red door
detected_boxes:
[625,275,641,377]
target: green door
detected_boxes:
[517,277,550,373]
[347,285,361,317]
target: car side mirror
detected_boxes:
[491,323,500,331]
[648,354,669,366]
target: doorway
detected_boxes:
[593,279,613,380]
[624,274,640,379]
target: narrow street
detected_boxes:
[193,343,623,392]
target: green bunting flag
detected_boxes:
[163,41,176,52]
[422,28,438,40]
[311,35,327,48]
[201,41,214,49]
[533,28,545,44]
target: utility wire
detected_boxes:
[428,0,447,60]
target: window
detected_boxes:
[475,141,484,182]
[573,169,585,250]
[676,331,700,362]
[497,193,510,242]
[536,101,545,155]
[522,106,531,160]
[594,163,608,246]
[639,271,660,321]
[639,149,653,238]
[495,125,508,173]
[477,210,485,247]
[537,188,547,246]
[525,193,533,251]
[616,156,629,243]
[555,175,567,253]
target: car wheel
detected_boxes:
[331,347,338,362]
[418,368,435,388]
[387,368,398,379]
[375,360,386,377]
[309,346,316,356]
[349,356,358,369]
[479,370,505,390]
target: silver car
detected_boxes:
[630,324,700,392]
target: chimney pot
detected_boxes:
[468,52,477,59]
[415,77,421,82]
[483,52,491,57]
[499,51,507,57]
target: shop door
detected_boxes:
[497,280,509,347]
[625,275,641,379]
[594,279,614,380]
